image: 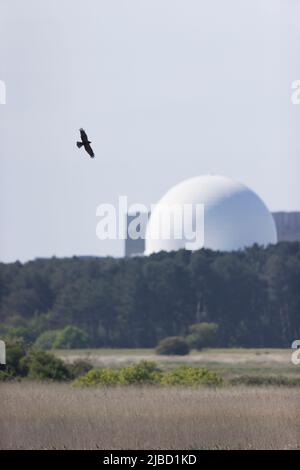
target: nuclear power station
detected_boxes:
[125,175,300,257]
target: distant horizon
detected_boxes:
[1,208,300,264]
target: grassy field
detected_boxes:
[1,348,299,449]
[55,348,299,381]
[0,382,299,449]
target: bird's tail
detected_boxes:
[76,141,83,148]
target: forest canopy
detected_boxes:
[0,242,299,348]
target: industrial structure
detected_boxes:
[125,175,300,256]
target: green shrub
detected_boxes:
[161,365,222,386]
[68,359,93,379]
[156,336,190,355]
[4,339,29,377]
[74,367,120,387]
[0,369,15,381]
[24,349,71,381]
[74,361,161,387]
[53,326,89,349]
[118,361,161,385]
[74,361,222,388]
[34,326,89,350]
[34,330,59,350]
[186,322,218,350]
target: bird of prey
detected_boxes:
[76,128,95,158]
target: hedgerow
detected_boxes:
[73,361,222,387]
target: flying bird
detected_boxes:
[76,128,95,158]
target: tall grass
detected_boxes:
[0,382,299,449]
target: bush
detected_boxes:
[156,336,190,355]
[24,349,71,381]
[34,330,59,350]
[161,365,222,386]
[0,370,14,381]
[74,367,120,387]
[0,340,79,382]
[4,339,29,377]
[74,361,222,388]
[118,361,161,385]
[53,326,89,349]
[74,361,161,387]
[186,322,218,350]
[68,359,93,379]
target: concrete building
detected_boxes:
[272,212,300,242]
[145,175,277,254]
[125,212,149,257]
[124,176,300,256]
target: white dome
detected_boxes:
[145,175,277,254]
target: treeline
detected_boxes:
[0,242,299,348]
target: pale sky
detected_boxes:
[0,0,299,262]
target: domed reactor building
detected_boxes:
[125,175,300,256]
[145,175,277,254]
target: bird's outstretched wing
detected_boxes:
[85,142,95,158]
[80,128,89,144]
